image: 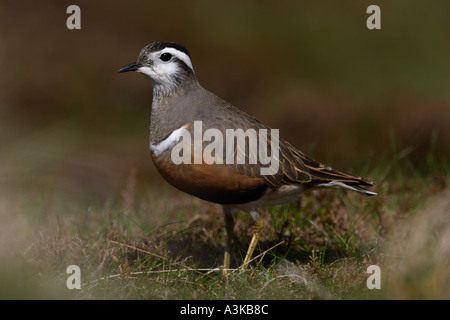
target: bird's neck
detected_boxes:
[150,78,201,144]
[151,72,197,103]
[151,82,178,103]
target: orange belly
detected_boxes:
[152,153,268,205]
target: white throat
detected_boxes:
[137,66,180,94]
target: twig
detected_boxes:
[233,240,285,273]
[89,267,226,285]
[108,239,166,260]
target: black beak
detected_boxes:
[118,62,142,73]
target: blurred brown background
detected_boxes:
[1,0,449,203]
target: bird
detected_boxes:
[118,41,377,274]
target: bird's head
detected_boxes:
[119,41,195,93]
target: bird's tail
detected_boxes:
[316,180,377,197]
[302,157,377,197]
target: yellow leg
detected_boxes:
[242,211,263,269]
[222,206,235,276]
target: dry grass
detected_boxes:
[1,157,448,299]
[381,189,450,299]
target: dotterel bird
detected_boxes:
[119,41,376,274]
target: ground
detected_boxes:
[1,153,448,299]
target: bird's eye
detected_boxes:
[160,53,172,62]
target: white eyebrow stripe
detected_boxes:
[160,47,194,72]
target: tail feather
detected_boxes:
[301,157,377,197]
[317,180,377,197]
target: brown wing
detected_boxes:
[198,105,374,193]
[198,109,310,186]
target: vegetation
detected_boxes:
[0,0,449,300]
[1,147,448,299]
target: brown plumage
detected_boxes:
[119,41,377,273]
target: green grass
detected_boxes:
[2,149,448,300]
